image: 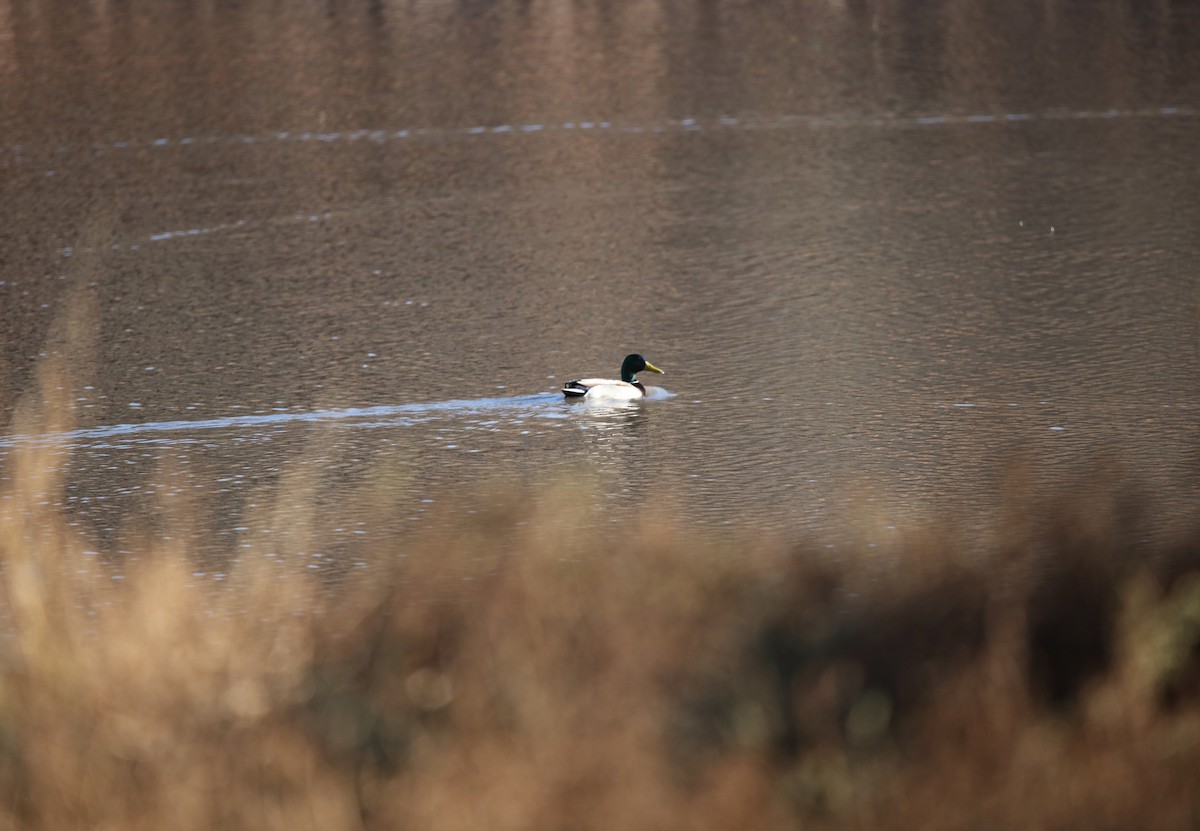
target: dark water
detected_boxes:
[3,0,1200,565]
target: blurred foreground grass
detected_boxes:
[3,401,1200,829]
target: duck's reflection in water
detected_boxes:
[566,401,664,523]
[573,400,648,441]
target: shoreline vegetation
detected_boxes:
[2,374,1200,828]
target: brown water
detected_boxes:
[3,0,1200,566]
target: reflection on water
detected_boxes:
[2,0,1200,563]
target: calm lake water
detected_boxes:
[2,0,1200,566]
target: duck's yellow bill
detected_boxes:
[644,361,665,374]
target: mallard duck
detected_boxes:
[562,354,666,400]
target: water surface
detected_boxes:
[3,0,1200,566]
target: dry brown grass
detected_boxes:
[2,380,1200,829]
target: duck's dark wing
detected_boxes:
[562,380,590,397]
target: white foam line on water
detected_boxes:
[60,212,326,256]
[5,105,1194,158]
[55,102,1194,257]
[0,394,564,448]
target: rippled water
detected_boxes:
[2,0,1200,565]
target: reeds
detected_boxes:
[2,419,1200,829]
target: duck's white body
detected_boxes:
[562,379,646,400]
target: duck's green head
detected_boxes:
[621,354,665,383]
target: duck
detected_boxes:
[562,354,666,400]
